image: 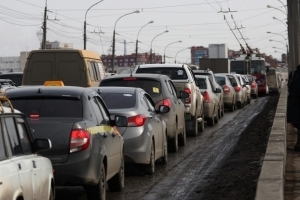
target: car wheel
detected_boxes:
[107,154,124,192]
[207,116,214,126]
[87,163,106,200]
[229,99,235,112]
[214,111,219,123]
[198,110,205,133]
[178,123,186,146]
[191,114,198,136]
[247,97,251,104]
[143,141,155,175]
[218,106,222,119]
[161,133,168,164]
[237,101,242,109]
[169,123,178,153]
[221,102,224,117]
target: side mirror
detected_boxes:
[158,105,170,114]
[33,138,52,153]
[114,115,128,127]
[179,91,189,99]
[215,88,222,93]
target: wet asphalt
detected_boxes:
[55,96,269,200]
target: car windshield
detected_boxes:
[101,79,161,97]
[136,67,188,80]
[10,97,82,118]
[195,78,207,89]
[100,93,136,109]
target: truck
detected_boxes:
[199,58,230,73]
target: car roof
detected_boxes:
[137,64,185,68]
[0,72,23,75]
[5,86,92,98]
[102,73,169,81]
[195,75,209,79]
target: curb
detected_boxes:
[255,86,287,200]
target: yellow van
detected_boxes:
[22,49,106,87]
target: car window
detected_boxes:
[10,98,82,118]
[208,78,215,91]
[0,125,7,161]
[88,61,95,81]
[140,96,150,111]
[4,117,22,155]
[168,80,178,97]
[216,76,226,85]
[165,80,174,96]
[90,96,105,125]
[100,93,136,109]
[95,96,110,124]
[101,79,161,97]
[144,94,155,112]
[196,78,207,89]
[16,117,32,154]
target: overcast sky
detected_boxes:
[0,0,288,62]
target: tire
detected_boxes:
[214,110,219,123]
[221,103,224,117]
[143,141,155,175]
[191,114,198,136]
[178,123,186,146]
[237,101,242,109]
[169,124,178,153]
[161,133,168,164]
[107,155,124,192]
[218,107,222,119]
[87,164,106,200]
[207,116,214,126]
[198,111,205,133]
[229,99,235,112]
[247,97,251,104]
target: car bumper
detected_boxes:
[203,103,214,119]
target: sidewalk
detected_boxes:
[285,124,300,200]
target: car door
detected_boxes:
[3,116,34,200]
[95,95,122,176]
[90,95,115,177]
[143,94,164,158]
[0,119,21,200]
[168,80,185,132]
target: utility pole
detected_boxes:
[42,0,47,49]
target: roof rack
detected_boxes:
[0,93,14,113]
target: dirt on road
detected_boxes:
[188,94,279,200]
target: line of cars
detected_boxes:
[0,64,259,200]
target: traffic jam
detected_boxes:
[0,48,285,200]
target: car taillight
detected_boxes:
[155,98,171,109]
[70,129,91,153]
[184,87,191,104]
[251,82,256,88]
[203,91,210,103]
[223,85,230,93]
[235,86,241,92]
[128,115,147,127]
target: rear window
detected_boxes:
[101,79,161,97]
[195,78,207,89]
[136,67,188,80]
[100,93,136,109]
[215,76,226,85]
[247,75,254,82]
[10,97,82,118]
[227,75,237,85]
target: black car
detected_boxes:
[0,72,23,86]
[6,85,127,199]
[99,74,189,153]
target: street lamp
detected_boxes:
[267,5,287,15]
[163,40,182,64]
[269,39,287,46]
[273,46,286,51]
[111,10,139,73]
[150,30,169,64]
[277,0,287,13]
[84,0,103,50]
[273,16,287,27]
[267,31,289,56]
[135,20,154,65]
[175,47,191,64]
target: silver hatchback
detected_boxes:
[92,87,169,175]
[226,74,248,109]
[215,74,236,112]
[195,75,221,126]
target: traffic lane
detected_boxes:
[54,98,258,200]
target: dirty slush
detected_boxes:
[189,94,279,200]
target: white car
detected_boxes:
[0,98,54,200]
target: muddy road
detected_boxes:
[55,95,278,200]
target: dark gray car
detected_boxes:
[99,74,188,153]
[92,86,169,175]
[6,86,127,200]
